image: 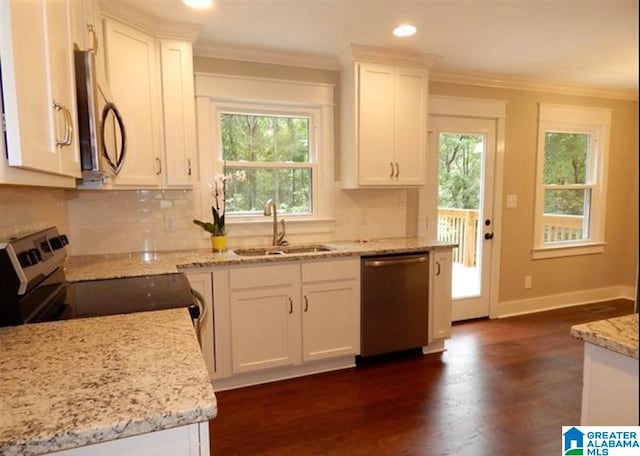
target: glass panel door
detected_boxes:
[431,116,496,321]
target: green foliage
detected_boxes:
[438,134,483,210]
[542,132,589,215]
[220,113,312,215]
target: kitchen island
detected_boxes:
[0,309,216,456]
[571,313,639,425]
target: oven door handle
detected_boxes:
[190,288,207,345]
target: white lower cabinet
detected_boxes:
[231,285,301,373]
[301,260,360,362]
[217,259,360,382]
[429,250,453,341]
[48,422,209,456]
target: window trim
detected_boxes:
[194,73,335,237]
[532,104,611,259]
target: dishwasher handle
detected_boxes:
[363,256,427,268]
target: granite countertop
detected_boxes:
[0,309,217,456]
[570,313,639,359]
[64,237,456,282]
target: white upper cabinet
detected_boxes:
[102,17,163,187]
[339,45,433,188]
[160,40,196,187]
[93,9,197,189]
[0,0,80,181]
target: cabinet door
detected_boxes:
[103,18,162,186]
[302,280,359,362]
[47,0,81,178]
[394,67,427,185]
[230,286,301,374]
[431,250,453,340]
[185,272,215,378]
[0,0,80,174]
[357,62,395,186]
[160,40,196,187]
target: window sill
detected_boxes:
[226,217,336,237]
[532,242,605,260]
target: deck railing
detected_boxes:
[438,210,585,266]
[542,214,584,242]
[437,208,479,267]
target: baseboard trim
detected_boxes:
[497,285,635,318]
[211,356,356,392]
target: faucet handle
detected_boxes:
[277,219,288,245]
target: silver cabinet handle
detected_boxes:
[155,157,162,175]
[304,296,309,312]
[87,24,98,52]
[187,158,192,176]
[53,103,72,147]
[389,162,394,178]
[288,297,293,314]
[62,105,73,146]
[395,162,399,178]
[436,260,441,276]
[364,256,428,268]
[53,102,68,147]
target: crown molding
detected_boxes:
[430,69,638,101]
[193,43,339,71]
[339,44,440,69]
[99,0,200,42]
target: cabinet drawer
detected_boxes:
[230,264,300,290]
[301,259,360,283]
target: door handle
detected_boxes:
[436,260,441,276]
[389,162,394,178]
[484,232,494,240]
[304,296,309,312]
[288,297,293,314]
[187,158,192,176]
[395,162,399,178]
[156,157,162,175]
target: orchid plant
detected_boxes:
[193,170,246,236]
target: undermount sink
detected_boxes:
[233,245,334,257]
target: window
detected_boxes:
[533,104,611,259]
[221,110,314,216]
[195,73,335,235]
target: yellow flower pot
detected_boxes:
[211,235,228,252]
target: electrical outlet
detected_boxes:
[506,194,518,208]
[163,215,176,233]
[524,275,532,289]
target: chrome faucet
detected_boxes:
[263,199,287,246]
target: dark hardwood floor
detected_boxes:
[209,299,635,456]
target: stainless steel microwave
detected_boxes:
[74,44,126,186]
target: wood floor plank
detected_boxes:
[209,299,635,455]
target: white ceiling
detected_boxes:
[122,0,639,94]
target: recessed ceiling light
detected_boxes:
[393,24,417,37]
[183,0,212,9]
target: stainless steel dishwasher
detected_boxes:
[360,253,429,357]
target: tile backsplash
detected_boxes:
[0,187,70,241]
[1,185,414,255]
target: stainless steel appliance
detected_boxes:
[74,30,126,186]
[360,253,429,357]
[0,227,205,343]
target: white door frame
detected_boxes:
[418,95,506,319]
